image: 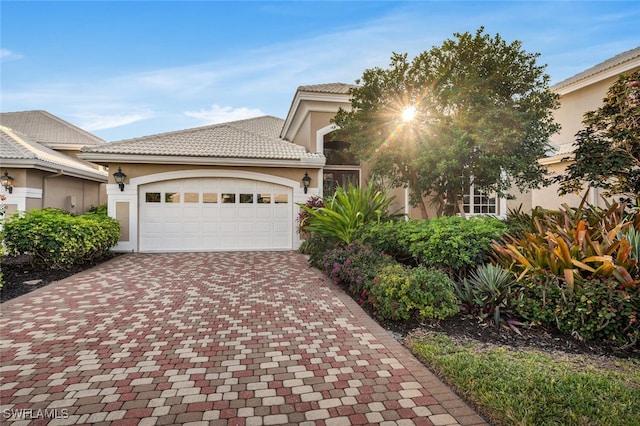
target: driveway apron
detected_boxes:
[0,252,487,426]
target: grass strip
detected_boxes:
[409,333,640,426]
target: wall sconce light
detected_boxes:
[1,171,14,194]
[113,167,127,191]
[302,172,311,194]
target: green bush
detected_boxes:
[358,216,508,276]
[513,273,639,346]
[368,264,459,321]
[2,208,120,269]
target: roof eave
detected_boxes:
[0,159,108,182]
[539,152,575,166]
[78,153,326,168]
[280,90,352,141]
[552,54,640,95]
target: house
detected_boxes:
[531,46,640,209]
[3,47,638,253]
[0,110,108,216]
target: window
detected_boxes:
[145,192,161,203]
[240,194,254,203]
[203,193,218,203]
[274,194,288,204]
[257,194,271,204]
[462,185,499,215]
[323,139,359,165]
[165,192,180,203]
[323,170,359,197]
[184,193,199,203]
[221,193,236,203]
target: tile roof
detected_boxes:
[297,83,356,95]
[552,46,640,91]
[0,126,108,180]
[81,116,324,161]
[0,110,106,148]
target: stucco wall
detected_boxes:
[107,164,320,193]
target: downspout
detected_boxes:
[43,170,64,209]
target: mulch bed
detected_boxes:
[0,254,121,303]
[2,253,638,361]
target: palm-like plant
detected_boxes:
[492,200,639,289]
[298,182,403,244]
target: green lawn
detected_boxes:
[409,334,640,426]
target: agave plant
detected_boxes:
[298,182,403,244]
[456,263,522,331]
[492,199,639,289]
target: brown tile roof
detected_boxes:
[297,83,356,95]
[0,126,108,180]
[81,116,324,161]
[0,110,106,148]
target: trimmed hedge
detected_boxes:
[357,216,508,276]
[2,208,120,269]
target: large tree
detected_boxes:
[557,70,640,205]
[332,27,560,217]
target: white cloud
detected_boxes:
[0,48,23,61]
[184,104,265,125]
[73,111,155,131]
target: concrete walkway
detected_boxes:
[0,252,487,426]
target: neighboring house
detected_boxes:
[79,115,325,252]
[531,46,640,210]
[0,110,108,216]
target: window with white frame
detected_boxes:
[461,185,500,215]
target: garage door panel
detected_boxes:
[140,177,292,251]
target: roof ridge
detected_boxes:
[110,115,279,144]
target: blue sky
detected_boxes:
[1,1,639,142]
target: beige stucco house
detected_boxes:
[3,47,638,253]
[0,110,108,216]
[530,46,640,209]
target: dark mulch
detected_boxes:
[0,254,121,303]
[384,315,639,360]
[2,254,638,362]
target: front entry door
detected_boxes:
[323,170,359,197]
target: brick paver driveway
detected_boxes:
[1,252,487,426]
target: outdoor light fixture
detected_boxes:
[1,171,14,194]
[113,167,127,191]
[302,172,312,194]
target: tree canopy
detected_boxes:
[332,27,560,217]
[557,70,640,205]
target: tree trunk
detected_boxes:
[418,197,429,219]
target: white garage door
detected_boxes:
[139,178,292,251]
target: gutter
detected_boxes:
[78,154,327,168]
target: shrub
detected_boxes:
[456,263,520,328]
[320,242,393,297]
[358,216,508,276]
[492,201,639,288]
[2,208,120,269]
[513,273,639,346]
[368,264,459,321]
[297,196,324,236]
[298,182,403,245]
